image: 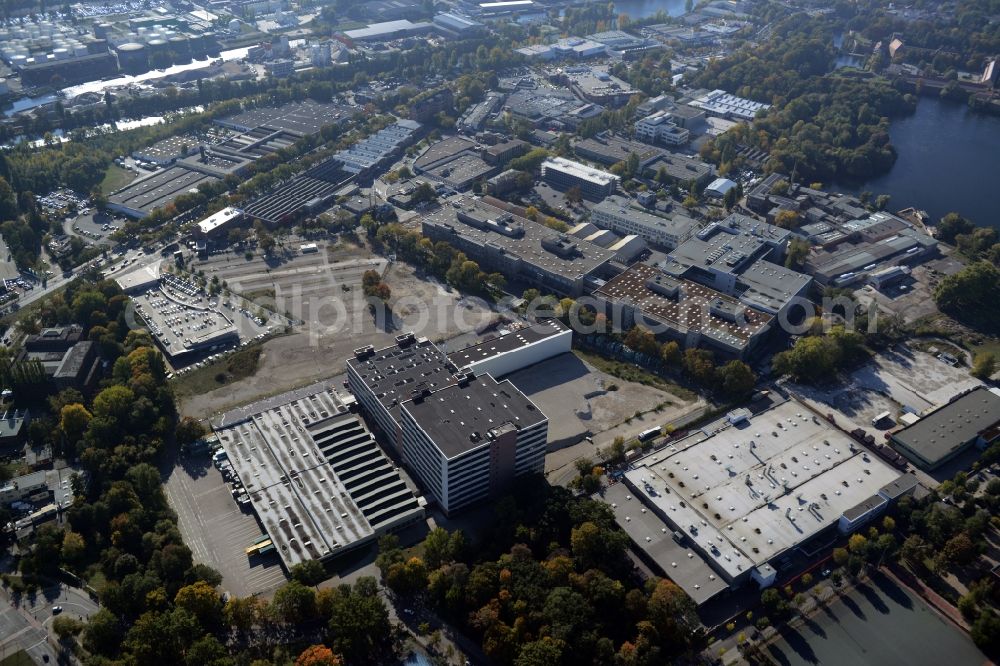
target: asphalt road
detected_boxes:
[0,581,99,665]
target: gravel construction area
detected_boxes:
[178,260,494,419]
[788,344,983,434]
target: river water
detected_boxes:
[835,98,1000,231]
[613,0,688,20]
[4,45,251,117]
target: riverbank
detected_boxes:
[834,97,1000,232]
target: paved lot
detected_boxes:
[0,236,19,281]
[163,455,287,598]
[854,255,966,324]
[789,344,983,434]
[0,582,97,665]
[66,210,120,246]
[767,571,986,666]
[508,352,703,449]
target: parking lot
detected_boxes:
[162,454,287,598]
[788,343,984,434]
[506,352,705,448]
[67,210,123,245]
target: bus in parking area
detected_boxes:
[245,535,272,557]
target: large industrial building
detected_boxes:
[422,196,617,297]
[634,110,691,146]
[348,322,569,514]
[659,214,812,317]
[212,387,425,569]
[890,387,1000,470]
[591,195,698,249]
[107,167,221,219]
[606,398,909,605]
[400,373,547,515]
[593,263,774,358]
[118,268,241,359]
[540,157,619,200]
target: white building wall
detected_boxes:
[462,329,572,378]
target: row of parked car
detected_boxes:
[212,449,251,509]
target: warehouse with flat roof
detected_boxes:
[610,399,903,603]
[594,263,774,358]
[890,387,1000,470]
[213,387,425,570]
[107,166,220,219]
[540,156,619,200]
[422,195,616,296]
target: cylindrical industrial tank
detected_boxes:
[116,42,148,74]
[169,35,191,63]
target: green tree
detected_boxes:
[272,580,317,624]
[290,560,328,586]
[937,212,975,244]
[60,403,92,444]
[971,353,996,379]
[83,608,123,656]
[326,577,394,663]
[174,581,222,628]
[716,360,756,398]
[934,261,1000,331]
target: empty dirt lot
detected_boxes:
[789,343,983,433]
[178,258,495,419]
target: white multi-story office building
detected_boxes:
[591,195,698,249]
[400,373,548,515]
[634,110,690,146]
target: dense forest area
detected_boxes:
[377,479,703,666]
[694,15,916,181]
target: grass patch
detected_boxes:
[969,337,1000,361]
[573,349,697,402]
[100,164,135,194]
[172,346,263,399]
[241,288,276,308]
[0,650,35,666]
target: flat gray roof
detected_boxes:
[661,214,809,313]
[423,196,616,283]
[108,166,219,217]
[347,336,456,424]
[892,387,1000,466]
[574,136,665,167]
[622,399,900,581]
[215,100,351,137]
[592,194,698,239]
[594,263,772,350]
[130,274,240,357]
[214,387,423,569]
[401,374,545,460]
[605,482,729,605]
